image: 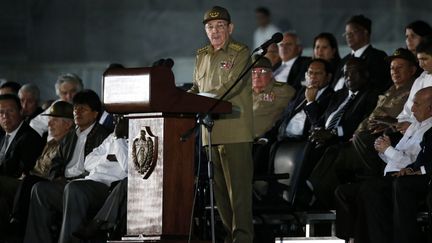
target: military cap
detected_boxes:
[386,48,417,65]
[252,55,272,69]
[42,100,73,119]
[203,6,231,24]
[347,15,372,34]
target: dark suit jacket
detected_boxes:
[49,123,110,179]
[408,127,432,173]
[332,45,391,93]
[317,86,380,142]
[262,85,334,141]
[273,56,311,91]
[0,122,44,177]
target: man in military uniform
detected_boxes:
[252,55,295,138]
[188,6,254,243]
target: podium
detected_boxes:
[102,66,231,242]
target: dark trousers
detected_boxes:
[0,176,20,236]
[24,180,67,243]
[93,177,127,226]
[309,131,385,208]
[59,180,110,243]
[11,175,47,226]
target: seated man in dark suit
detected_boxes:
[334,86,432,243]
[273,32,311,91]
[307,48,418,208]
[253,58,334,174]
[296,57,379,207]
[24,90,111,243]
[0,94,44,235]
[332,15,390,93]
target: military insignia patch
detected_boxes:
[132,126,158,179]
[259,92,275,102]
[220,60,233,70]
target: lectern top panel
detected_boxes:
[104,72,150,104]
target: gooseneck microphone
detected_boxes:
[252,32,283,53]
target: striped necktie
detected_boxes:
[326,93,356,130]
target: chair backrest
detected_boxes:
[273,140,310,204]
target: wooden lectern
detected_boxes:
[102,66,231,242]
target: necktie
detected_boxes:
[0,134,10,162]
[327,94,356,130]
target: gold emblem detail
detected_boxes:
[132,126,158,179]
[209,11,219,18]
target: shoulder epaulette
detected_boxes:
[197,45,210,55]
[228,41,246,52]
[273,82,286,87]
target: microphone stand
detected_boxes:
[182,48,268,243]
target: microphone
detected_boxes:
[252,32,283,53]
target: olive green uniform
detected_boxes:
[253,80,295,138]
[189,38,254,243]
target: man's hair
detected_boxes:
[416,35,432,55]
[0,94,22,111]
[346,14,372,36]
[55,73,83,96]
[309,58,334,76]
[0,81,22,94]
[72,89,102,118]
[255,7,271,17]
[283,31,302,46]
[313,32,341,61]
[19,83,40,102]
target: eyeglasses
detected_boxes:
[306,71,325,77]
[205,23,228,31]
[252,69,271,76]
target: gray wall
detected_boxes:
[0,0,431,102]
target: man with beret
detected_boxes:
[252,55,295,138]
[332,14,391,93]
[7,101,75,236]
[24,90,110,243]
[188,6,254,242]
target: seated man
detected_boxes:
[295,57,379,207]
[8,101,75,232]
[252,55,295,139]
[396,35,432,133]
[56,115,128,243]
[24,89,110,243]
[18,83,43,123]
[334,86,432,243]
[307,48,418,208]
[253,59,334,173]
[0,94,44,235]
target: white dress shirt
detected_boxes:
[65,123,95,178]
[83,134,128,186]
[3,121,24,152]
[274,57,298,83]
[397,71,432,123]
[381,116,432,174]
[333,44,370,91]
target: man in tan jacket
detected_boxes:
[189,6,254,243]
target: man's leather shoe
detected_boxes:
[72,219,109,240]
